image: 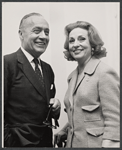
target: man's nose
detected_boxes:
[38,31,47,39]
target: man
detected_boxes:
[4,12,61,147]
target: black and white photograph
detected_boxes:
[2,2,120,148]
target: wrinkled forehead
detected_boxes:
[22,15,49,29]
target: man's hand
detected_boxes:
[54,130,67,147]
[49,98,61,119]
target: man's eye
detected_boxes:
[69,39,74,43]
[44,31,49,36]
[34,30,40,34]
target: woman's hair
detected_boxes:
[63,21,107,61]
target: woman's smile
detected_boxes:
[73,49,84,54]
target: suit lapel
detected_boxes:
[67,69,78,106]
[73,70,85,94]
[17,49,47,100]
[72,56,101,94]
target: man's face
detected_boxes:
[19,15,49,58]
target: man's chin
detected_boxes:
[35,48,46,55]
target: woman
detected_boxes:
[54,21,120,148]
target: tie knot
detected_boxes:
[33,58,39,65]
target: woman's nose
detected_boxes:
[73,40,80,48]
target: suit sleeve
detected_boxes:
[4,56,12,144]
[4,55,17,122]
[4,56,10,123]
[99,67,120,147]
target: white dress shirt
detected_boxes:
[21,47,43,76]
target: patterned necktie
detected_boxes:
[33,58,45,88]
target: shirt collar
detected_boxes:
[21,46,41,63]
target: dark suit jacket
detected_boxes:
[4,48,57,147]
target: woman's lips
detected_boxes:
[73,49,84,54]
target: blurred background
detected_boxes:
[2,2,120,138]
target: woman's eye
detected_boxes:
[78,37,85,41]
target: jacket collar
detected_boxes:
[67,56,101,94]
[83,56,101,75]
[68,56,101,81]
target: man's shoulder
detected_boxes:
[41,60,52,68]
[4,49,19,62]
[41,60,54,75]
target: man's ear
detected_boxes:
[18,30,23,40]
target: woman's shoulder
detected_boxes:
[97,60,119,79]
[98,61,117,73]
[67,69,77,82]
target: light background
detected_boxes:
[2,2,120,138]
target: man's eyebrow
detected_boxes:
[32,27,49,31]
[32,27,42,30]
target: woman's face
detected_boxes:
[69,27,92,63]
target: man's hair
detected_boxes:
[19,12,42,29]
